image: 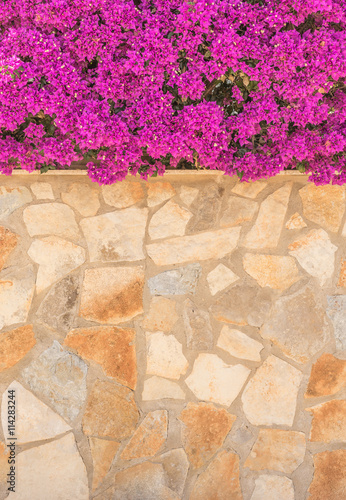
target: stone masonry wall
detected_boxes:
[0,172,345,500]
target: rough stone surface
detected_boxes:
[0,186,32,219]
[121,410,168,460]
[0,265,35,329]
[188,184,223,232]
[241,355,303,426]
[0,324,36,372]
[261,285,331,364]
[149,200,192,240]
[142,376,186,400]
[308,450,346,500]
[146,332,188,380]
[183,298,213,350]
[102,181,145,208]
[179,185,198,206]
[22,341,88,422]
[0,226,18,271]
[327,295,346,350]
[231,181,267,199]
[305,353,346,398]
[23,202,79,239]
[243,253,300,290]
[307,400,346,443]
[153,449,189,497]
[207,263,239,295]
[147,181,176,207]
[338,259,346,287]
[299,184,345,232]
[147,227,241,266]
[142,297,178,332]
[30,182,54,200]
[242,183,292,248]
[217,325,263,362]
[189,451,242,500]
[244,429,306,473]
[178,402,236,469]
[89,438,120,492]
[285,212,307,229]
[79,266,144,324]
[220,196,258,227]
[288,229,337,285]
[148,263,201,295]
[250,475,294,500]
[82,379,139,439]
[61,182,100,216]
[0,441,9,484]
[80,207,148,262]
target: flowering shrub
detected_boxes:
[0,0,346,185]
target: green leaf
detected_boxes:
[236,169,245,180]
[40,164,57,174]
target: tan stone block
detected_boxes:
[243,253,300,290]
[285,212,307,229]
[142,297,178,332]
[30,182,54,200]
[64,326,137,389]
[0,186,32,220]
[338,259,346,287]
[0,265,35,330]
[305,353,346,398]
[146,332,188,380]
[299,184,345,232]
[121,410,167,460]
[89,438,120,491]
[307,400,346,443]
[61,182,100,216]
[178,402,236,468]
[0,324,36,372]
[23,203,79,239]
[147,181,176,207]
[220,196,258,227]
[308,450,346,500]
[187,184,223,232]
[207,264,239,296]
[250,475,294,500]
[142,376,186,401]
[0,226,18,271]
[179,185,198,206]
[102,181,145,208]
[149,200,192,240]
[231,180,267,199]
[217,325,263,362]
[183,298,213,350]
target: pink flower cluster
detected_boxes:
[0,0,345,185]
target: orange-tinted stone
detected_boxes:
[147,181,176,207]
[299,184,345,232]
[285,212,307,230]
[142,297,178,332]
[337,259,346,287]
[89,437,120,491]
[308,450,346,500]
[121,410,167,460]
[0,325,36,372]
[305,353,346,398]
[307,400,346,443]
[0,226,18,271]
[102,181,145,208]
[243,253,300,291]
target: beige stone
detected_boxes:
[244,429,306,473]
[242,183,292,248]
[149,200,192,240]
[121,410,168,460]
[243,253,300,290]
[28,236,85,293]
[220,196,258,227]
[79,266,144,324]
[102,181,145,208]
[89,438,120,491]
[207,264,239,296]
[337,258,346,287]
[183,298,213,350]
[30,182,54,200]
[285,212,307,229]
[299,184,345,232]
[0,324,36,372]
[142,376,186,400]
[0,441,9,484]
[217,325,263,362]
[305,353,346,398]
[241,355,303,426]
[308,450,346,500]
[190,451,242,500]
[342,220,346,237]
[64,326,137,389]
[83,379,139,439]
[307,400,346,443]
[148,263,202,295]
[178,402,236,468]
[61,182,100,216]
[288,229,337,285]
[0,265,35,329]
[142,297,178,332]
[250,475,294,500]
[80,207,148,262]
[153,449,189,496]
[147,227,241,266]
[0,226,18,271]
[146,332,188,380]
[188,184,223,232]
[179,185,198,206]
[0,186,32,220]
[231,180,267,198]
[23,203,79,239]
[147,181,176,207]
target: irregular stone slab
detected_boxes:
[146,332,188,380]
[0,265,35,329]
[7,433,89,500]
[188,184,223,232]
[343,220,346,237]
[142,297,178,332]
[23,203,79,239]
[179,185,198,206]
[211,284,272,327]
[1,380,71,444]
[149,200,192,240]
[299,183,345,232]
[190,451,242,500]
[308,450,346,500]
[0,226,18,271]
[0,324,36,372]
[102,181,145,208]
[220,196,258,227]
[186,353,250,406]
[241,355,303,426]
[82,379,139,439]
[22,341,88,422]
[0,441,9,484]
[36,275,80,333]
[285,212,307,229]
[183,298,213,350]
[89,438,120,491]
[250,475,294,500]
[61,182,100,216]
[207,263,239,296]
[121,410,168,460]
[79,266,144,324]
[288,229,337,285]
[30,182,54,200]
[243,253,300,291]
[147,181,176,207]
[142,376,185,401]
[64,326,137,389]
[305,353,346,398]
[80,207,147,262]
[178,402,236,469]
[242,183,292,248]
[147,227,241,266]
[338,259,346,287]
[148,263,201,295]
[217,325,263,362]
[28,236,85,293]
[153,449,189,497]
[307,400,346,443]
[0,186,32,220]
[327,295,346,350]
[244,429,306,473]
[231,180,267,198]
[261,285,331,363]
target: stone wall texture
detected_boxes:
[0,172,345,500]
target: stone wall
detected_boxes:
[0,172,345,500]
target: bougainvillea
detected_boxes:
[0,0,346,184]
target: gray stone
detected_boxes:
[187,184,224,232]
[0,264,35,329]
[183,298,213,350]
[327,295,346,350]
[0,186,32,220]
[148,263,202,295]
[153,449,189,497]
